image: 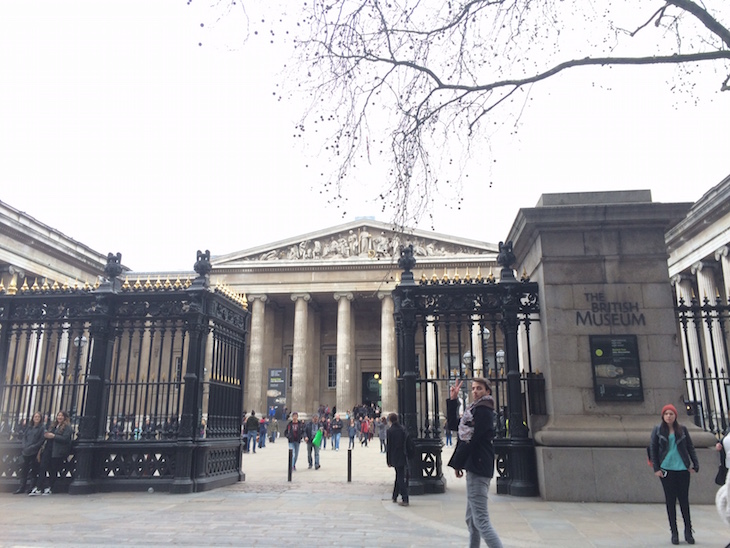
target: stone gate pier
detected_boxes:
[508,190,717,503]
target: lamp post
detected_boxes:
[480,327,491,378]
[69,335,87,419]
[57,357,69,411]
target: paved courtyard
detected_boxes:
[0,436,726,547]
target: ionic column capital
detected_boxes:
[691,260,717,275]
[291,293,311,303]
[334,292,354,302]
[715,245,729,261]
[248,294,268,303]
[377,291,392,300]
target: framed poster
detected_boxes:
[266,368,287,418]
[589,335,643,402]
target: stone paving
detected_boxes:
[0,436,727,547]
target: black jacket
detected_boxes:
[386,423,408,468]
[650,424,699,473]
[48,424,73,459]
[446,398,496,478]
[21,424,46,457]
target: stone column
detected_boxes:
[716,246,730,302]
[334,292,354,415]
[291,294,311,414]
[246,294,267,415]
[692,261,725,370]
[672,276,704,407]
[378,291,396,414]
[691,260,727,431]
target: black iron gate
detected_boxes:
[676,294,730,435]
[393,242,542,496]
[0,251,249,494]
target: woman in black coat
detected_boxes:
[35,410,73,496]
[650,403,699,545]
[14,412,45,494]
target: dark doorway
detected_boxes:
[361,372,382,409]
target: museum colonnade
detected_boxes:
[244,291,399,418]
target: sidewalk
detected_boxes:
[0,435,726,547]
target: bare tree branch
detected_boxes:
[289,0,730,226]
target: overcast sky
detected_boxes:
[1,2,728,272]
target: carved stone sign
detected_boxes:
[576,292,646,327]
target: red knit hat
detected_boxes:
[661,404,678,417]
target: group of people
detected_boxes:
[283,412,325,470]
[14,410,74,496]
[242,411,280,453]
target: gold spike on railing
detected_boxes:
[20,278,30,293]
[41,278,50,292]
[121,277,131,291]
[143,277,153,290]
[51,280,60,292]
[442,267,449,283]
[453,267,460,283]
[154,277,163,290]
[163,277,172,290]
[0,279,5,294]
[31,278,40,292]
[133,278,142,291]
[173,277,182,290]
[465,267,471,282]
[476,267,483,282]
[83,280,92,291]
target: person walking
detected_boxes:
[304,415,322,469]
[386,413,411,506]
[258,418,267,449]
[36,410,73,496]
[331,413,343,450]
[650,403,699,545]
[360,417,369,447]
[284,412,303,471]
[269,417,279,443]
[446,379,503,548]
[15,412,45,494]
[348,421,357,450]
[378,417,388,453]
[245,411,260,454]
[444,418,452,446]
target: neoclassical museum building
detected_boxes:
[2,174,729,426]
[210,221,500,418]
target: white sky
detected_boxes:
[1,2,728,272]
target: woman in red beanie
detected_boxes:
[650,403,699,545]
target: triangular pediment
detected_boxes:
[212,219,497,266]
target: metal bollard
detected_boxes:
[288,448,293,482]
[347,448,352,482]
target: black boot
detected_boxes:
[670,522,679,545]
[684,526,695,545]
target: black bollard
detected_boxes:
[288,448,293,482]
[347,448,352,482]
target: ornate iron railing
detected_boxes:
[0,251,249,494]
[676,295,730,435]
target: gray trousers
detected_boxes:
[465,472,503,548]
